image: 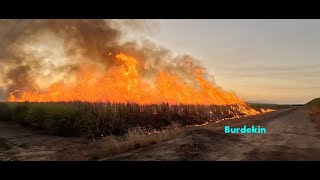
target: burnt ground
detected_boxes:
[0,107,319,161]
[104,107,320,161]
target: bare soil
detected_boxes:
[0,122,88,161]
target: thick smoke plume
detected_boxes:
[0,19,211,101]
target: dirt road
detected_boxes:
[0,122,87,161]
[105,107,320,160]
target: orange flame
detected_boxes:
[8,53,260,115]
[260,108,275,113]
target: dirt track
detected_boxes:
[105,107,320,160]
[1,107,319,161]
[0,122,87,161]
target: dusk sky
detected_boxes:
[146,19,320,104]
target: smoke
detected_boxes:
[0,19,210,101]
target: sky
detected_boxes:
[145,19,320,104]
[0,20,319,104]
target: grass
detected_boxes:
[52,123,187,160]
[99,124,185,158]
[0,138,11,150]
[305,98,320,131]
[0,101,251,138]
[0,103,12,121]
[305,98,320,112]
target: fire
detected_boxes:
[260,108,275,113]
[8,53,260,116]
[195,122,209,127]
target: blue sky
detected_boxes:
[145,19,320,104]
